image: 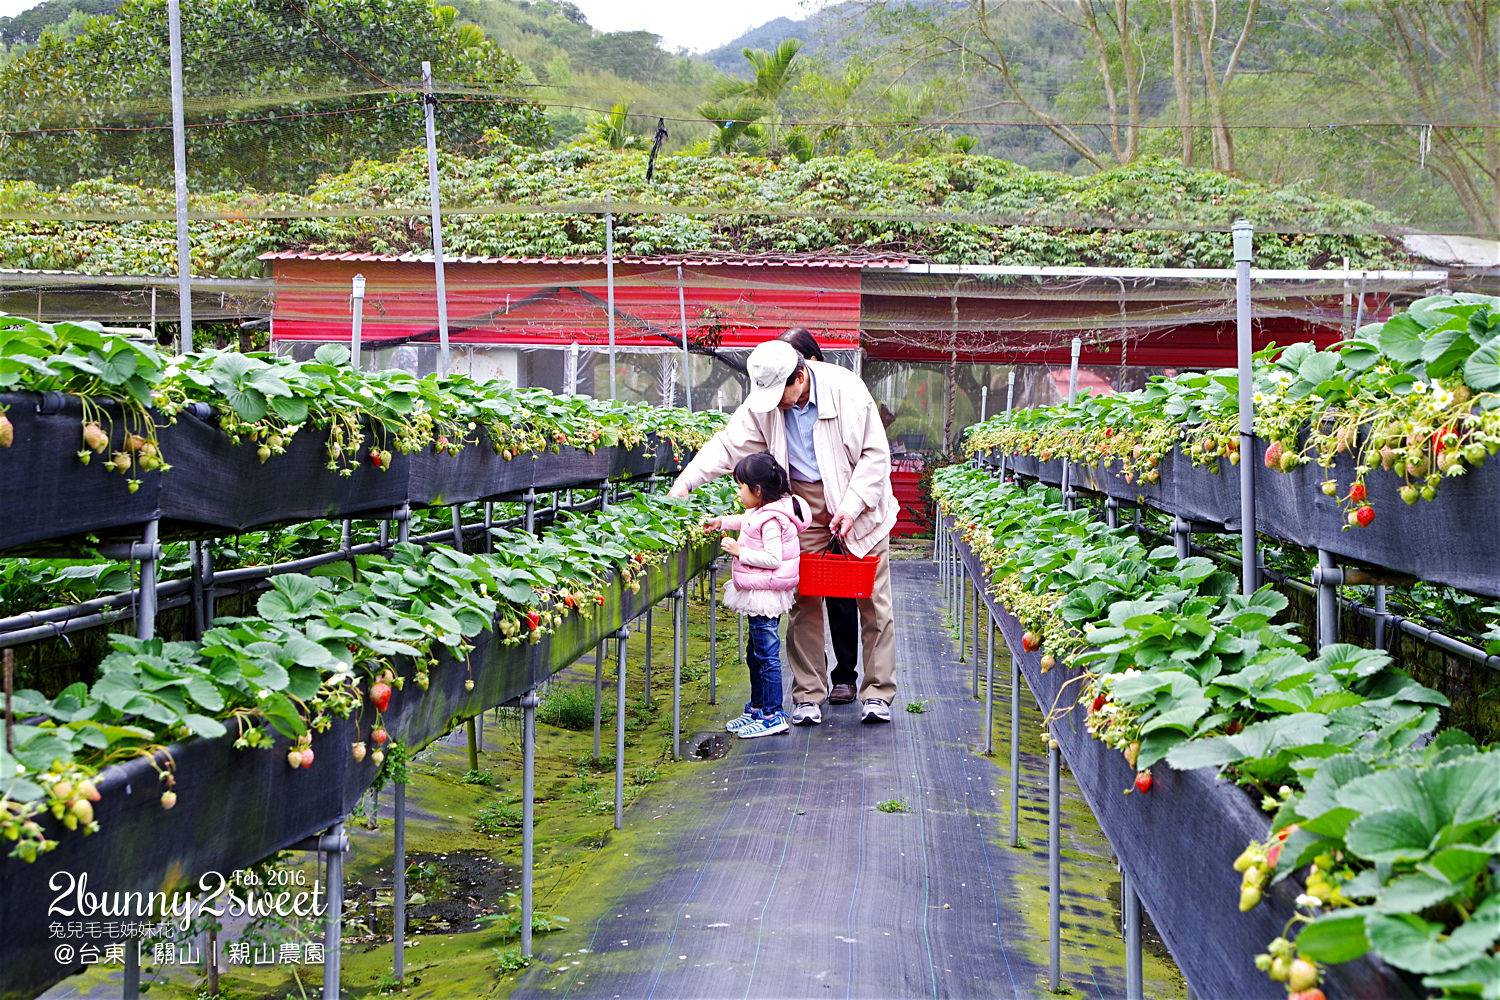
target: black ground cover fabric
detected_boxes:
[0,544,715,1000]
[407,441,534,506]
[952,527,1418,1000]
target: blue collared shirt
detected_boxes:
[784,367,820,482]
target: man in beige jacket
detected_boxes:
[669,338,899,725]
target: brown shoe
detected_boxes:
[828,683,857,704]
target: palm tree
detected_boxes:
[698,39,805,157]
[587,101,637,150]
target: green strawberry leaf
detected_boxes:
[1294,908,1372,964]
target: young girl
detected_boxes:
[705,451,811,739]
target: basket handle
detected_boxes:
[822,536,855,560]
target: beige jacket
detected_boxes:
[673,360,898,558]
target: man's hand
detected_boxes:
[828,511,855,537]
[719,536,741,557]
[667,484,690,498]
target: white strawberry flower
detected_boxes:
[1296,894,1323,909]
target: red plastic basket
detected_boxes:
[799,541,881,599]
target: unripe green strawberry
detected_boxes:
[69,799,94,825]
[258,445,272,463]
[351,741,367,762]
[82,422,108,452]
[0,412,12,448]
[1288,958,1319,991]
[1400,484,1419,504]
[1240,885,1263,912]
[1420,484,1437,501]
[111,452,132,472]
[287,749,305,768]
[371,749,385,767]
[1278,449,1299,473]
[1321,480,1337,497]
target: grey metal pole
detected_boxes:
[393,781,406,979]
[614,628,628,830]
[167,0,192,354]
[1062,337,1081,507]
[520,689,538,956]
[397,504,410,546]
[1173,516,1192,561]
[1233,219,1258,596]
[188,541,205,640]
[1009,642,1020,847]
[350,274,366,369]
[1317,549,1339,651]
[984,608,995,755]
[1124,868,1143,1000]
[606,201,616,399]
[1105,498,1120,529]
[678,265,691,411]
[672,589,684,760]
[593,641,604,759]
[643,606,653,707]
[972,579,981,697]
[999,370,1015,479]
[1374,584,1388,649]
[138,521,159,641]
[523,489,536,534]
[708,562,718,704]
[1048,740,1061,990]
[324,823,347,1000]
[421,61,451,376]
[979,384,988,422]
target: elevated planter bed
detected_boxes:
[617,435,660,481]
[407,438,535,507]
[0,540,716,1000]
[0,392,163,553]
[154,407,410,533]
[529,445,616,493]
[996,442,1500,598]
[946,522,1417,1000]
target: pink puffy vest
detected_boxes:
[730,495,811,593]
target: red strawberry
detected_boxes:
[1266,841,1283,867]
[300,748,314,769]
[369,681,392,712]
[1263,441,1284,469]
[1134,770,1153,794]
[595,594,606,605]
[1348,482,1367,503]
[1355,505,1375,527]
[370,450,383,468]
[1288,991,1326,1000]
[1020,631,1042,652]
[562,592,576,608]
[1091,693,1107,712]
[371,726,389,746]
[526,610,541,631]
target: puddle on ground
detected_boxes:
[679,732,732,760]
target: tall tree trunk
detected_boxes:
[1170,0,1194,165]
[1188,0,1235,173]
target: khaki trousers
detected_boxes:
[787,480,897,705]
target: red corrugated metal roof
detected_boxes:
[257,250,912,268]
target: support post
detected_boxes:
[421,61,451,376]
[1374,584,1388,649]
[188,541,205,640]
[614,628,629,830]
[1049,740,1062,990]
[393,780,406,980]
[1062,337,1080,507]
[1124,868,1143,1000]
[1233,219,1258,596]
[984,607,995,755]
[523,489,536,534]
[998,370,1016,480]
[167,0,191,354]
[678,265,692,411]
[972,579,981,698]
[708,562,718,704]
[1009,639,1020,848]
[520,689,538,956]
[1172,516,1192,561]
[138,520,160,641]
[466,718,479,772]
[672,589,684,760]
[593,640,604,760]
[1105,498,1120,530]
[643,606,653,707]
[606,200,616,399]
[323,823,348,1000]
[349,274,366,369]
[1317,549,1339,651]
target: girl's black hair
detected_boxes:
[733,451,791,505]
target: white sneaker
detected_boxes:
[737,712,790,739]
[789,702,822,726]
[725,709,759,732]
[861,698,892,724]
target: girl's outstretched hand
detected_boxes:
[719,536,741,557]
[703,516,723,532]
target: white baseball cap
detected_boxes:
[744,339,801,412]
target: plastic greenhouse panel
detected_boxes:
[0,392,162,553]
[0,539,717,1000]
[951,528,1419,1000]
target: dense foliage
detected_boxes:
[0,147,1407,277]
[0,0,549,190]
[933,468,1499,999]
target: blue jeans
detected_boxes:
[745,615,785,716]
